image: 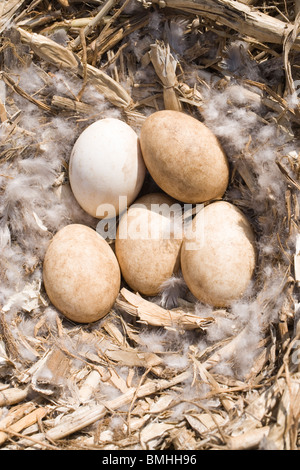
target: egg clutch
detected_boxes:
[42,110,257,324]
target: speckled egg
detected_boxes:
[43,224,121,323]
[181,201,256,307]
[140,110,229,204]
[115,193,183,296]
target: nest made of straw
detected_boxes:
[0,0,300,451]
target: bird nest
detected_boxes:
[0,0,300,451]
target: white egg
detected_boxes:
[69,118,146,218]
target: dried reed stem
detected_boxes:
[149,41,182,112]
[116,288,214,330]
[0,387,28,407]
[17,28,132,108]
[226,426,270,450]
[149,0,300,50]
[0,0,27,33]
[30,370,191,443]
[51,95,94,114]
[0,407,47,446]
[71,0,119,50]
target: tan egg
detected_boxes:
[181,201,256,307]
[140,110,229,204]
[115,193,183,296]
[43,224,121,323]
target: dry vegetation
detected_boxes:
[0,0,300,451]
